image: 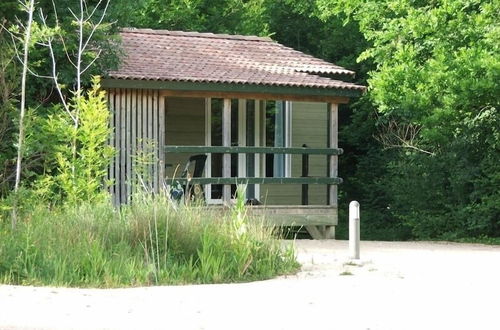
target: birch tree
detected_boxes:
[10,0,35,228]
[38,0,111,183]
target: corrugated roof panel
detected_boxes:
[108,29,366,92]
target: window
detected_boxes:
[205,98,261,203]
[264,101,291,178]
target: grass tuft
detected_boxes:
[339,271,353,276]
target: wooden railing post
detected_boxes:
[325,103,339,239]
[301,144,309,205]
[328,103,338,208]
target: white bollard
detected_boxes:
[349,201,360,259]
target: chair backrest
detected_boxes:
[181,154,207,178]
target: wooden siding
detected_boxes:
[261,102,328,205]
[164,97,205,180]
[107,88,165,205]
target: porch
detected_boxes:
[105,90,342,239]
[166,144,342,239]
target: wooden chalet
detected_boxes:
[102,28,365,239]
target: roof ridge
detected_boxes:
[121,28,273,42]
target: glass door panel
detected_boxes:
[206,98,260,204]
[246,100,256,199]
[230,99,239,197]
[210,98,223,200]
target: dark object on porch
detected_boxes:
[181,154,207,179]
[170,182,184,201]
[182,154,207,201]
[171,154,207,202]
[246,198,262,206]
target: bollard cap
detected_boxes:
[349,201,360,219]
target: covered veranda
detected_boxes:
[103,28,365,238]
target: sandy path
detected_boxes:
[1,240,499,330]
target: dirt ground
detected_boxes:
[1,240,499,330]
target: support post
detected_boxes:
[301,144,309,205]
[222,98,231,204]
[158,95,166,188]
[325,103,339,239]
[349,201,360,259]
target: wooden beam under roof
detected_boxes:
[101,79,357,103]
[160,90,351,104]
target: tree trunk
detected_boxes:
[12,0,35,229]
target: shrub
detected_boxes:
[17,77,114,206]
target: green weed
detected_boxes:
[339,271,353,276]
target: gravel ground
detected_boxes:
[1,240,499,330]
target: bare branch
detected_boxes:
[0,23,24,43]
[68,8,80,22]
[6,29,23,60]
[47,40,75,122]
[51,0,59,23]
[47,1,78,69]
[85,0,105,23]
[14,18,26,31]
[58,34,78,68]
[81,49,102,74]
[376,120,435,156]
[2,20,53,80]
[81,0,110,55]
[38,9,76,124]
[75,0,85,95]
[26,67,52,79]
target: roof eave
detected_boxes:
[101,78,363,103]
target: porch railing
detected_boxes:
[164,145,343,186]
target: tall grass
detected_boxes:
[0,191,299,287]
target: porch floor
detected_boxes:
[206,205,338,227]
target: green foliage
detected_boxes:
[2,0,120,105]
[0,29,18,196]
[115,0,270,36]
[0,194,299,287]
[327,0,499,141]
[2,0,496,241]
[386,107,499,239]
[329,0,500,239]
[0,0,119,200]
[265,0,370,76]
[23,77,114,205]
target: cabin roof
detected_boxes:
[107,29,365,94]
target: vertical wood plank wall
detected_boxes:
[107,88,165,205]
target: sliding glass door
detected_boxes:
[205,98,261,204]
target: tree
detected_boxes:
[26,0,115,204]
[0,0,119,202]
[323,0,500,238]
[37,0,112,180]
[7,0,35,228]
[113,0,270,36]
